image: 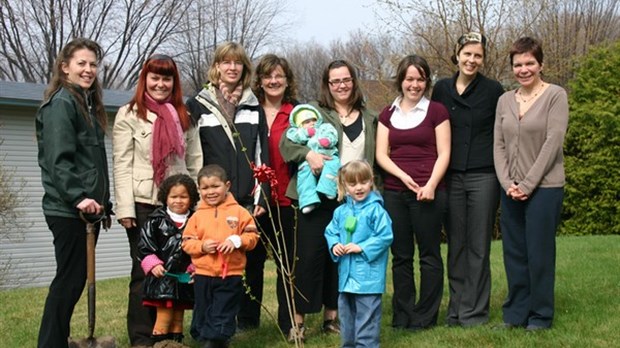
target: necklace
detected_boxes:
[339,108,353,124]
[264,104,281,119]
[517,82,545,104]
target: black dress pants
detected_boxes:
[293,197,339,314]
[445,171,499,326]
[384,189,445,329]
[38,216,98,348]
[237,205,296,332]
[125,203,157,346]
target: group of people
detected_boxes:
[35,31,568,348]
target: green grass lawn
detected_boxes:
[2,235,619,347]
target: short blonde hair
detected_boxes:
[207,42,253,89]
[337,160,376,201]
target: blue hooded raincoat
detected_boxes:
[325,191,393,294]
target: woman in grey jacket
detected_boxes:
[113,54,202,346]
[494,37,568,331]
[36,38,112,348]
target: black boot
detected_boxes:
[170,332,184,343]
[203,339,228,348]
[214,339,229,348]
[151,333,172,343]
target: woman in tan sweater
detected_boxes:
[493,37,568,331]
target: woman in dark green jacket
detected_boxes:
[279,60,377,341]
[35,38,112,348]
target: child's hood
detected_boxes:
[345,190,384,210]
[195,192,239,211]
[289,103,323,127]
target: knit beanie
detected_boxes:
[291,104,321,127]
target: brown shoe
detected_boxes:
[322,320,340,334]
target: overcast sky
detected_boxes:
[285,0,381,44]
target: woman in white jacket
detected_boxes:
[113,54,202,346]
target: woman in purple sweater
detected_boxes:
[376,55,451,330]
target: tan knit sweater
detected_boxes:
[493,84,569,195]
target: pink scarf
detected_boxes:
[218,80,243,105]
[144,93,185,186]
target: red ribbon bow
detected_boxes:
[251,162,279,201]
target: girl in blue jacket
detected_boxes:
[325,160,393,347]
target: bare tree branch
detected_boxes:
[176,0,288,94]
[0,0,194,89]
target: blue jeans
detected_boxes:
[339,293,382,348]
[500,187,563,328]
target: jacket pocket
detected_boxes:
[133,168,154,201]
[78,167,98,193]
[354,256,381,281]
[133,127,153,155]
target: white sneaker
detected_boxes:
[301,205,316,214]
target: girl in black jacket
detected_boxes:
[137,174,200,343]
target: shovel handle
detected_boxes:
[79,211,106,225]
[79,211,99,339]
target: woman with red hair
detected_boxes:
[113,54,202,346]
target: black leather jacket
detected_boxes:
[137,207,194,303]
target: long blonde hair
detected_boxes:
[44,38,106,129]
[337,160,376,201]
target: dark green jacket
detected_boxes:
[36,86,111,218]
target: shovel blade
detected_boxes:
[68,335,116,348]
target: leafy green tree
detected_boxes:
[562,41,620,235]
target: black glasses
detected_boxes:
[328,77,353,87]
[262,74,286,81]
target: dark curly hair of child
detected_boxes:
[157,173,200,208]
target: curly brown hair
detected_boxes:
[157,174,200,209]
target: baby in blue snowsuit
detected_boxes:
[286,104,339,214]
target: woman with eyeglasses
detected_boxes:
[430,32,504,327]
[185,41,270,339]
[113,54,202,346]
[242,54,299,335]
[494,37,568,331]
[280,59,377,341]
[376,55,450,331]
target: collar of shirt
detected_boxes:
[390,96,430,129]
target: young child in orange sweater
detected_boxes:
[182,164,259,348]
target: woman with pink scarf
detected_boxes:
[113,54,202,347]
